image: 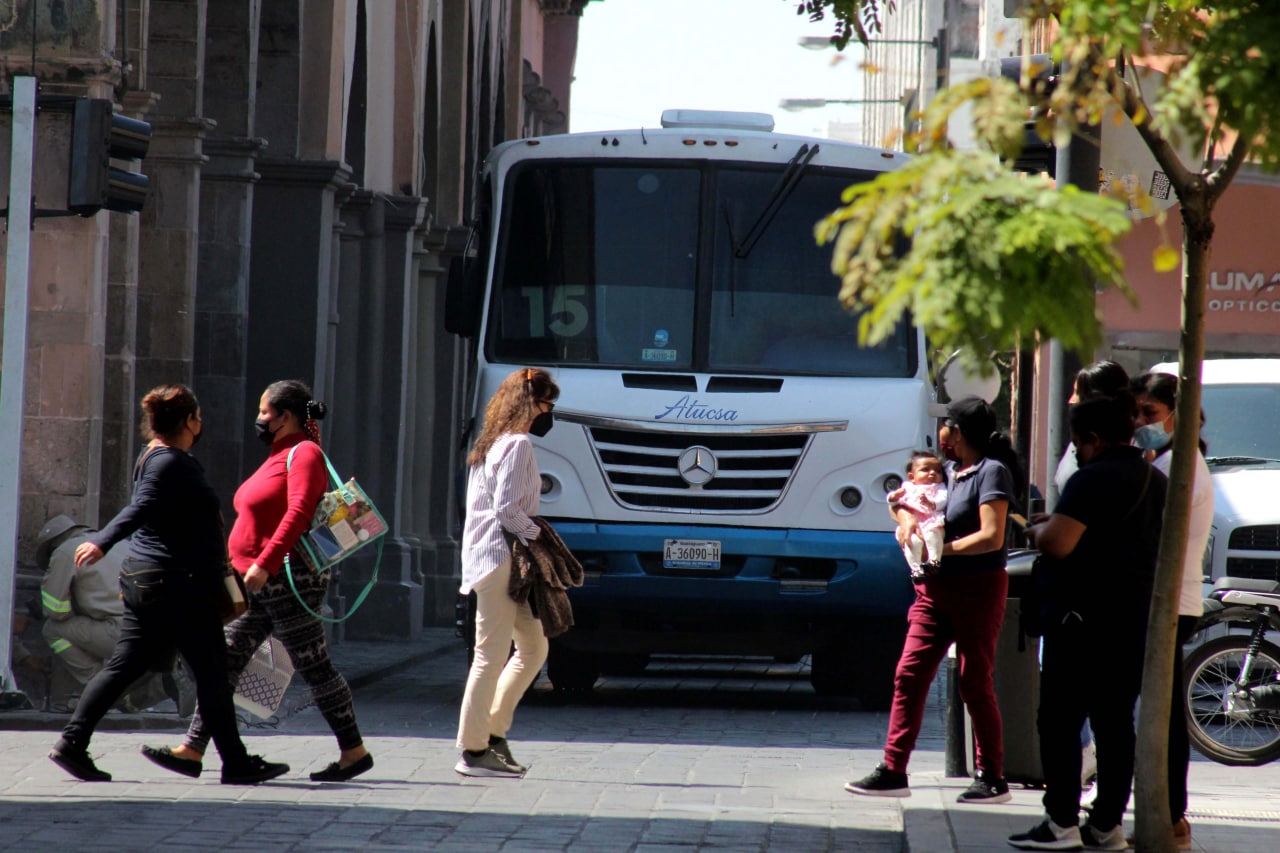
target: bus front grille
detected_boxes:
[588,426,808,512]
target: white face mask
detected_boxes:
[1132,415,1173,452]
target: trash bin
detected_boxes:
[945,549,1044,785]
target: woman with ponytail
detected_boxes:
[144,379,372,783]
[847,395,1019,805]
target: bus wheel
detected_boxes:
[547,641,600,692]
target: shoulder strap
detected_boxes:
[133,443,165,482]
[286,440,344,489]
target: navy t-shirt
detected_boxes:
[939,456,1013,576]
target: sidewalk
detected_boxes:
[0,627,460,732]
[902,762,1280,852]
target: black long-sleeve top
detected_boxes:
[90,445,226,578]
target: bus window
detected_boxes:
[489,164,699,368]
[710,168,913,377]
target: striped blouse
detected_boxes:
[459,432,542,594]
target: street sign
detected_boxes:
[1099,67,1197,219]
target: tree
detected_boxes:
[804,1,1280,850]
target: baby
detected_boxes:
[888,450,948,580]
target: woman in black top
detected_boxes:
[49,385,289,786]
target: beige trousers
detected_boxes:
[455,559,549,752]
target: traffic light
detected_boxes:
[998,55,1057,177]
[68,98,151,215]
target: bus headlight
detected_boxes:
[539,474,561,501]
[830,486,864,515]
[883,475,903,494]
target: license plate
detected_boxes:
[663,539,721,570]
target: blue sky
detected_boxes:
[571,0,867,137]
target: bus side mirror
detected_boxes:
[937,350,1003,403]
[444,255,482,337]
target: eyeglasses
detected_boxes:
[538,400,556,412]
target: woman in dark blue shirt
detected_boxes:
[847,396,1019,804]
[49,384,289,786]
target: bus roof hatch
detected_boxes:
[660,109,775,133]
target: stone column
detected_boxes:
[195,136,265,502]
[245,159,351,479]
[413,223,472,625]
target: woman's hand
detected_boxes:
[243,563,270,593]
[73,542,104,567]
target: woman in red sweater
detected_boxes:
[142,379,373,783]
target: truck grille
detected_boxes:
[1226,558,1280,584]
[588,426,809,512]
[1226,526,1280,582]
[1230,525,1280,550]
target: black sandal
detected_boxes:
[309,753,374,782]
[140,744,202,778]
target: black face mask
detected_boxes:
[189,427,203,447]
[529,411,554,437]
[254,418,279,446]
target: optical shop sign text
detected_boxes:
[1208,270,1280,313]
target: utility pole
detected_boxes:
[0,76,38,702]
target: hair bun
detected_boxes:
[309,400,328,421]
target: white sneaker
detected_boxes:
[1079,821,1127,851]
[454,748,524,778]
[1008,818,1083,851]
[1080,741,1097,790]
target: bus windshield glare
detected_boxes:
[487,162,914,377]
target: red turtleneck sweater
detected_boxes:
[228,432,329,575]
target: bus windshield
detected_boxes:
[487,161,914,377]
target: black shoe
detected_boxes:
[221,755,290,785]
[49,743,111,782]
[957,773,1011,804]
[844,763,909,797]
[310,753,374,782]
[140,745,202,778]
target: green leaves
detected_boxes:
[816,150,1133,373]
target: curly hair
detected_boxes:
[264,379,328,445]
[467,367,560,466]
[140,384,199,442]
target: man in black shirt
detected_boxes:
[1009,393,1167,851]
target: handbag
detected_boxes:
[233,636,295,719]
[282,442,384,623]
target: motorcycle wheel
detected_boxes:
[1183,635,1280,766]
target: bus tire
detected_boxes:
[547,641,600,692]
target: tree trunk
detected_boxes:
[1133,190,1213,852]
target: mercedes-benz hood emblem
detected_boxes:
[677,445,718,486]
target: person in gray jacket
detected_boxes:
[36,515,175,714]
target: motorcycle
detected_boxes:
[1183,576,1280,766]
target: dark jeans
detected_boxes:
[1039,612,1146,831]
[1170,614,1198,823]
[60,562,249,766]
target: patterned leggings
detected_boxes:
[185,564,363,752]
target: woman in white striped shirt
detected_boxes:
[455,367,559,778]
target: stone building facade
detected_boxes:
[0,0,595,639]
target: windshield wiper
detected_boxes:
[1206,456,1280,466]
[729,142,820,260]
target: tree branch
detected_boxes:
[1206,133,1250,205]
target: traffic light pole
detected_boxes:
[0,76,38,702]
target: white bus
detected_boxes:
[446,110,936,707]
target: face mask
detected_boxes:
[254,417,279,446]
[189,426,203,447]
[529,411,554,437]
[1133,419,1173,452]
[938,440,957,461]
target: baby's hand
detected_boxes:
[887,486,906,503]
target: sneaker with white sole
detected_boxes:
[1079,821,1126,851]
[844,763,909,797]
[1080,741,1098,790]
[454,747,524,778]
[489,737,527,773]
[1008,818,1084,851]
[957,773,1011,804]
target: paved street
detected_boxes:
[4,629,1280,851]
